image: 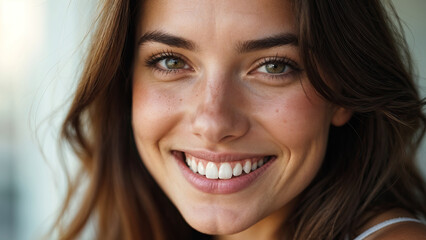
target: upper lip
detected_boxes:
[177,150,271,162]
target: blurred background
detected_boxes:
[0,0,425,239]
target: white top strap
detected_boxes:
[353,217,422,240]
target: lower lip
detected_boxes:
[174,152,275,194]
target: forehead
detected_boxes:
[138,0,297,42]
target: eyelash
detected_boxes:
[145,50,189,75]
[144,50,301,79]
[253,56,301,79]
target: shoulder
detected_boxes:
[369,221,426,240]
[359,209,426,240]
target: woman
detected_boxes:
[54,0,426,239]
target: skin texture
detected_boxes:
[131,0,351,238]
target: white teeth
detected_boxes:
[233,163,242,176]
[186,154,271,179]
[191,159,197,173]
[251,161,257,171]
[219,163,232,179]
[206,162,219,179]
[197,161,205,175]
[243,161,251,174]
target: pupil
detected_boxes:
[266,63,285,74]
[166,58,184,69]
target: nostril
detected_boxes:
[220,135,234,142]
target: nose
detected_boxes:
[191,73,250,144]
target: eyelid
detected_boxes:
[143,50,196,81]
[245,55,303,86]
[156,58,191,72]
[144,51,302,81]
[145,50,188,66]
[252,56,300,72]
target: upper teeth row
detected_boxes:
[185,155,266,179]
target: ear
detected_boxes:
[331,107,352,127]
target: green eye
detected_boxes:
[264,62,287,74]
[256,57,297,76]
[145,51,192,74]
[162,58,187,69]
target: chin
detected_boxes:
[184,215,252,235]
[177,203,259,235]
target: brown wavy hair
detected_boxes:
[53,0,426,239]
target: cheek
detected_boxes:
[273,89,331,186]
[285,100,330,145]
[259,88,332,150]
[132,80,183,144]
[252,88,332,205]
[131,78,187,189]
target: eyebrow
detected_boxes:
[138,31,197,50]
[137,31,298,53]
[236,33,298,53]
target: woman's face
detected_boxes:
[132,0,350,235]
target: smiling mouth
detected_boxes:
[175,151,274,180]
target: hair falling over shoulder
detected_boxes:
[52,0,426,239]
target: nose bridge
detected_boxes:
[191,71,249,143]
[204,72,228,110]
